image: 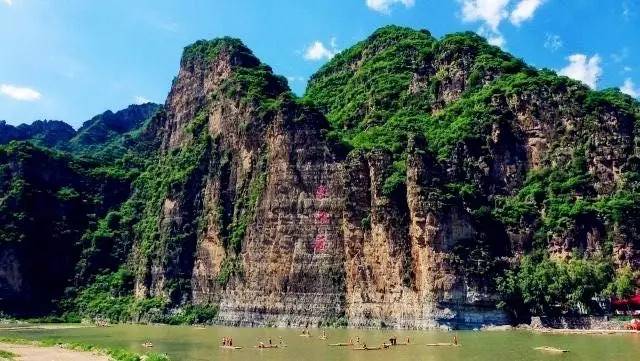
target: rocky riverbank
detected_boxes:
[530,316,632,331]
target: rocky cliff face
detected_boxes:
[128,27,639,328]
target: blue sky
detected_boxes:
[1,0,639,128]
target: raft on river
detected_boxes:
[220,346,242,350]
[425,343,460,347]
[534,346,569,353]
[328,342,354,347]
[352,346,386,351]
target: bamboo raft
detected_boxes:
[534,346,569,353]
[328,343,353,347]
[425,343,460,347]
[254,344,279,349]
[219,346,242,350]
[352,346,385,351]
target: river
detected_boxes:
[1,324,639,360]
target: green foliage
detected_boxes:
[165,304,218,325]
[132,118,213,269]
[0,349,17,359]
[65,103,161,162]
[306,26,527,158]
[496,255,616,316]
[216,257,243,286]
[68,268,217,325]
[494,151,640,251]
[382,159,407,196]
[55,186,80,201]
[72,268,141,322]
[361,214,371,230]
[225,159,266,253]
[0,337,170,361]
[182,37,250,64]
[605,266,639,299]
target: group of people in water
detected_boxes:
[221,336,234,346]
[219,330,459,350]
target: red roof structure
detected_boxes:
[611,294,640,309]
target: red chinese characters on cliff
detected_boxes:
[312,185,330,254]
[314,211,331,225]
[315,185,328,200]
[313,234,327,253]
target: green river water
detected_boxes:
[1,324,639,361]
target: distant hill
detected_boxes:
[67,103,161,156]
[0,103,161,160]
[0,119,75,147]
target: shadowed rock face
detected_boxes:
[0,143,130,314]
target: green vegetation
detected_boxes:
[0,350,17,360]
[64,268,218,324]
[182,37,250,65]
[305,26,529,157]
[496,254,626,317]
[0,337,169,361]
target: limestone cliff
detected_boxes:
[128,27,638,328]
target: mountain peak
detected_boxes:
[181,37,260,69]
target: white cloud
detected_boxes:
[487,33,506,47]
[621,78,639,98]
[544,33,562,51]
[623,66,633,73]
[459,0,548,48]
[134,96,151,104]
[479,26,506,48]
[286,76,306,83]
[623,0,636,20]
[0,84,42,101]
[2,0,12,6]
[304,41,336,61]
[559,54,602,89]
[366,0,415,14]
[510,0,545,25]
[330,37,337,49]
[611,48,629,63]
[460,0,510,31]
